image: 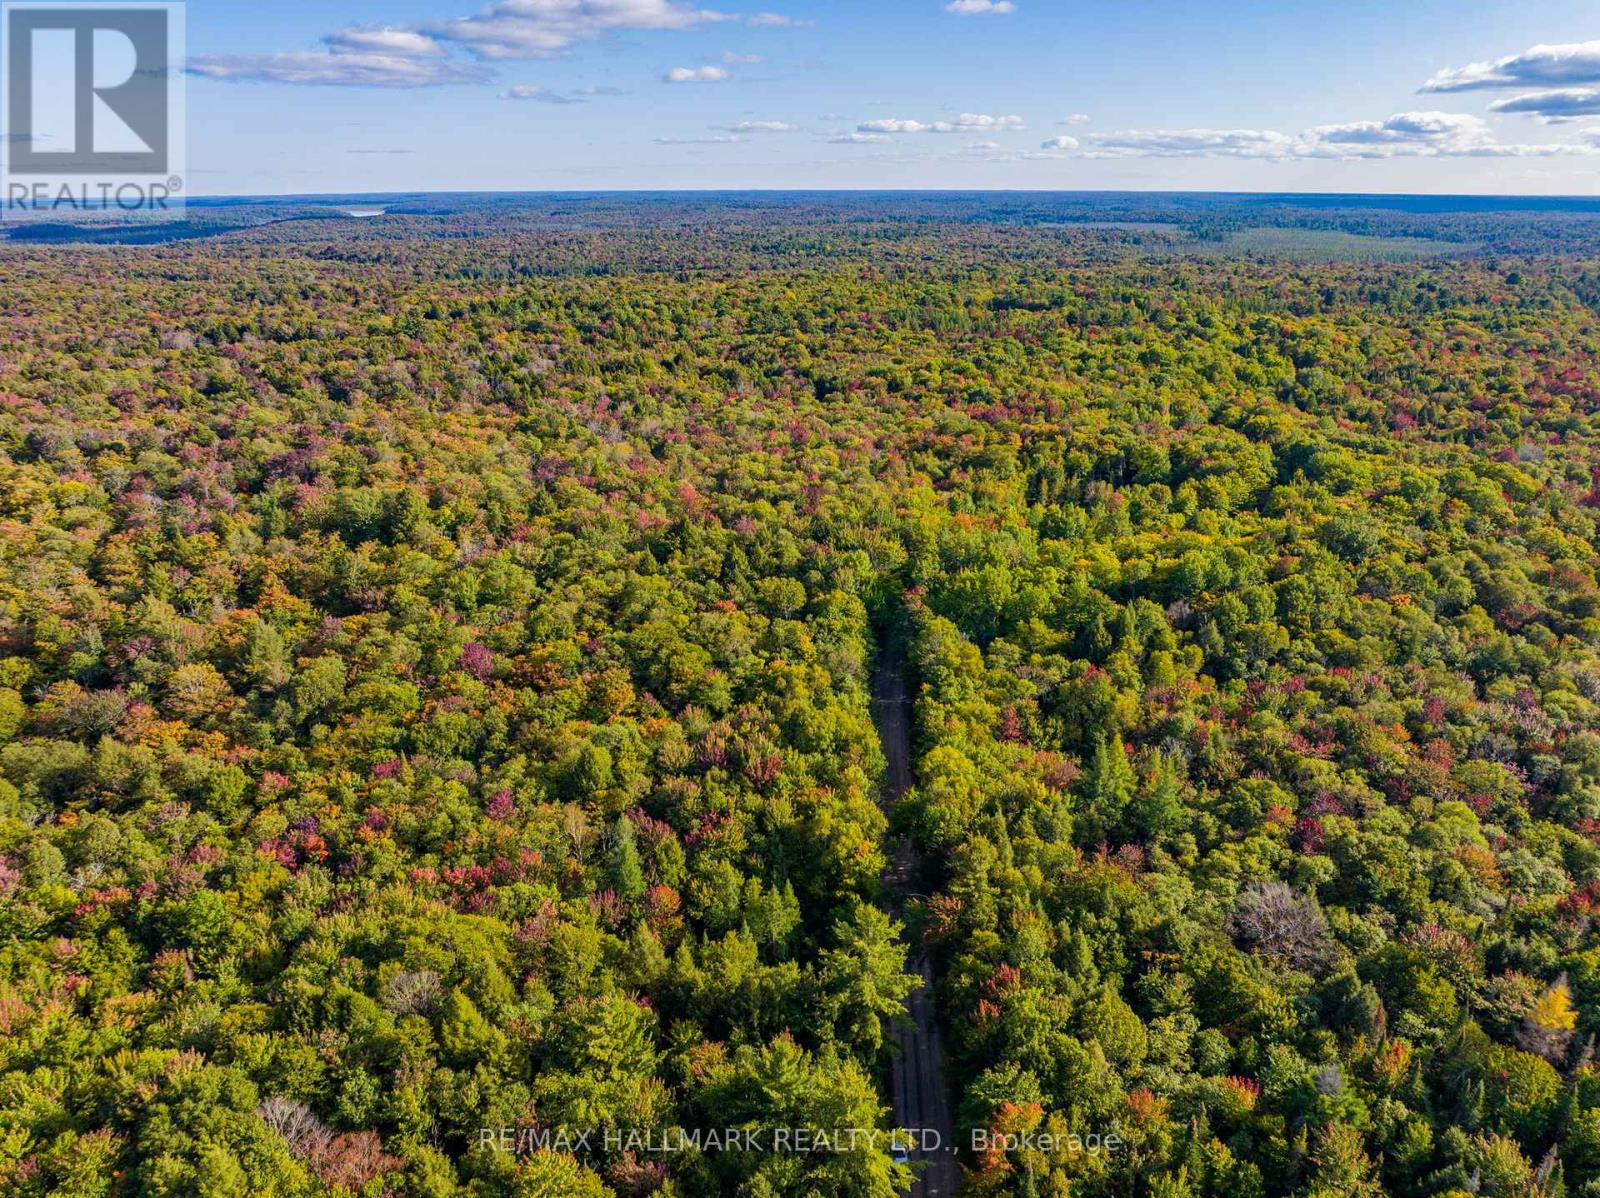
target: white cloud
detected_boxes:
[430,0,735,60]
[187,50,489,87]
[1422,41,1600,92]
[830,132,892,143]
[190,0,761,87]
[1585,127,1600,146]
[1440,142,1596,158]
[946,112,1024,131]
[1060,113,1091,125]
[656,133,746,143]
[574,84,627,95]
[858,112,1022,134]
[715,119,800,132]
[1488,88,1600,122]
[1039,135,1079,151]
[1310,110,1488,148]
[946,0,1016,13]
[664,65,731,82]
[325,27,446,57]
[723,51,765,64]
[748,12,812,26]
[501,83,584,102]
[1085,128,1298,158]
[859,118,932,133]
[1081,111,1597,160]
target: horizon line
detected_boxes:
[177,186,1600,206]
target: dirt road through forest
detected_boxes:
[872,658,959,1198]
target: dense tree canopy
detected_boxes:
[1,197,1600,1196]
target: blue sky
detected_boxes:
[176,0,1600,195]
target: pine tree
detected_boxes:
[1081,734,1136,845]
[1135,750,1186,841]
[611,815,646,901]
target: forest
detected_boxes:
[1,196,1600,1197]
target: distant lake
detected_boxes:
[342,207,388,218]
[1043,220,1186,232]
